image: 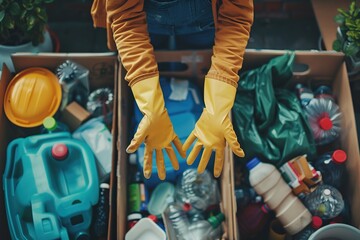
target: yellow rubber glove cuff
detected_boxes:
[183,78,245,177]
[126,76,186,180]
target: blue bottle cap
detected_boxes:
[246,157,261,170]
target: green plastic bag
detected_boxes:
[233,52,316,167]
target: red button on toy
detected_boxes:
[52,143,68,160]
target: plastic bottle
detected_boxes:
[304,97,341,146]
[234,186,261,209]
[128,171,148,214]
[314,85,335,102]
[246,157,312,235]
[127,213,142,230]
[188,212,225,240]
[313,150,347,189]
[41,116,70,134]
[292,216,323,240]
[295,83,314,107]
[176,169,219,212]
[92,183,110,238]
[303,184,344,220]
[164,196,193,240]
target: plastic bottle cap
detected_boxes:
[319,117,333,130]
[51,143,68,160]
[323,189,331,196]
[311,216,323,229]
[129,153,137,165]
[246,157,261,170]
[208,213,225,229]
[148,215,158,223]
[43,116,57,131]
[183,202,192,212]
[100,183,110,189]
[127,213,142,221]
[332,150,347,164]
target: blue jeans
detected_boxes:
[144,0,215,50]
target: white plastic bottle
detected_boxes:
[246,157,312,235]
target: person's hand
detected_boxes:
[183,78,245,177]
[126,76,186,180]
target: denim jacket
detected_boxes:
[91,0,254,87]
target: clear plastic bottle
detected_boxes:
[313,150,347,189]
[176,169,220,212]
[92,183,110,238]
[246,157,312,235]
[41,116,70,134]
[292,216,323,240]
[304,98,341,146]
[314,85,335,102]
[303,184,344,219]
[188,213,225,240]
[164,196,193,240]
[295,83,314,107]
[234,186,260,209]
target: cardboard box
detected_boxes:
[0,52,118,240]
[237,49,360,239]
[116,50,239,239]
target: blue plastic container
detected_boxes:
[3,132,99,240]
[132,77,213,188]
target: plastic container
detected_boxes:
[125,217,166,240]
[304,98,341,146]
[128,171,147,214]
[92,183,110,238]
[313,150,347,189]
[41,116,70,134]
[188,213,225,240]
[246,157,312,235]
[303,184,344,220]
[3,132,99,240]
[148,182,175,218]
[292,216,323,240]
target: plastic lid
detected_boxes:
[100,183,110,189]
[246,157,261,170]
[4,67,62,128]
[332,150,347,164]
[51,143,68,160]
[311,216,323,229]
[127,213,142,221]
[183,202,192,212]
[43,116,57,131]
[148,182,175,217]
[148,215,158,223]
[319,117,333,130]
[208,213,225,229]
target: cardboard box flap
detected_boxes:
[311,0,353,51]
[11,52,118,90]
[242,50,345,81]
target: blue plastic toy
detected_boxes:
[3,132,99,240]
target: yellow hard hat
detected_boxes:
[4,67,62,128]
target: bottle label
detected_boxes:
[128,183,141,213]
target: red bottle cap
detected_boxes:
[183,202,192,212]
[311,216,323,229]
[332,150,347,164]
[148,215,158,223]
[51,143,68,160]
[319,116,333,130]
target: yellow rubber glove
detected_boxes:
[183,78,245,177]
[126,76,186,180]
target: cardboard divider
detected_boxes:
[116,49,238,239]
[0,53,119,240]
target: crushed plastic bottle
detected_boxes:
[303,184,344,220]
[188,212,225,240]
[304,98,341,146]
[313,150,347,189]
[176,169,220,212]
